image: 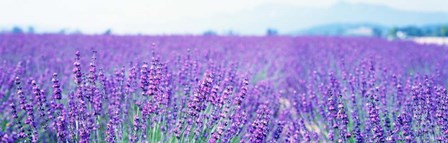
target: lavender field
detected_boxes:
[1,34,448,143]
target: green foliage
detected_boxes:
[1,119,7,132]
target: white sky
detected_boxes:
[1,0,447,34]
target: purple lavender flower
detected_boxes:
[248,103,272,143]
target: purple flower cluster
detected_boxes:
[1,34,448,142]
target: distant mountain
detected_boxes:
[295,23,387,36]
[2,2,447,35]
[296,23,448,37]
[189,2,448,35]
[325,2,448,25]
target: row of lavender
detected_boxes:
[1,34,448,142]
